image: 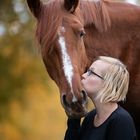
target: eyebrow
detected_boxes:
[90,67,95,71]
[90,67,100,74]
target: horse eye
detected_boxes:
[80,30,86,37]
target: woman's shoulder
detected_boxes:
[114,106,132,118]
[106,106,137,139]
[110,105,135,126]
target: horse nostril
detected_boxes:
[62,94,70,107]
[81,90,87,103]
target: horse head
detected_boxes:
[27,0,89,117]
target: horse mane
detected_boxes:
[36,0,63,57]
[80,0,111,32]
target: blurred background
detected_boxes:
[0,0,139,140]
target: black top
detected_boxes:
[64,106,137,140]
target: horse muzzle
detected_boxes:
[61,90,88,118]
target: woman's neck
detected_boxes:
[93,100,118,127]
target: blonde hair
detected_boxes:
[96,56,129,103]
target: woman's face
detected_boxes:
[81,60,110,99]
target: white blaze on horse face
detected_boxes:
[58,27,77,102]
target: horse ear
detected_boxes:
[26,0,43,19]
[64,0,79,13]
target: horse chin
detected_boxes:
[65,106,88,118]
[62,94,88,118]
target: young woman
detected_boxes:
[64,56,137,140]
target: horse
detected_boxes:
[26,0,140,137]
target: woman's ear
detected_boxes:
[64,0,79,13]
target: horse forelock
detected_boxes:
[80,0,111,32]
[36,0,63,57]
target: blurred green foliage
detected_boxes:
[0,0,66,139]
[0,0,36,120]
